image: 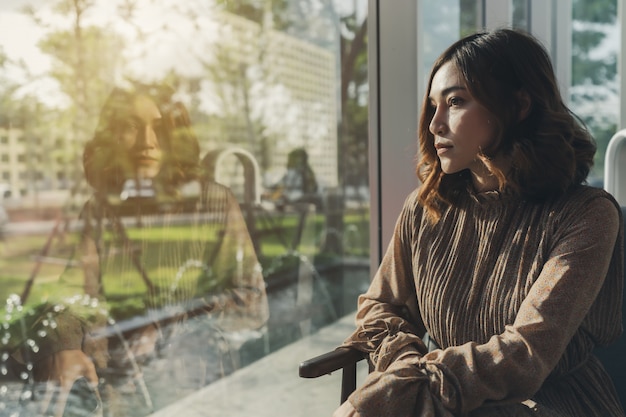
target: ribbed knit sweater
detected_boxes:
[341,185,624,417]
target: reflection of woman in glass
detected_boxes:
[265,147,320,210]
[27,84,269,417]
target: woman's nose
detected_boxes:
[137,126,157,148]
[429,108,446,136]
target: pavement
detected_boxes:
[146,313,367,417]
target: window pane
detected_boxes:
[512,0,530,30]
[0,1,369,415]
[570,0,618,185]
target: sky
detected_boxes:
[0,0,214,105]
[0,0,366,109]
[0,9,50,76]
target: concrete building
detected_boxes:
[204,11,339,195]
[0,126,73,202]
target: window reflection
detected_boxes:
[0,1,369,415]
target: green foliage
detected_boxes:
[215,0,292,30]
[460,0,479,36]
[573,0,617,23]
[338,9,368,188]
[572,30,617,86]
[0,295,108,353]
[38,26,125,105]
[570,0,618,178]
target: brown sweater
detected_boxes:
[342,185,624,417]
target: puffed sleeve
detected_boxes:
[341,189,429,371]
[343,194,622,416]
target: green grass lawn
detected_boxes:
[0,209,370,316]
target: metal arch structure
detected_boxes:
[202,147,262,207]
[605,130,626,206]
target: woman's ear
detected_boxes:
[516,89,531,121]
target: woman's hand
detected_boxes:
[35,349,100,417]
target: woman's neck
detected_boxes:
[470,155,512,193]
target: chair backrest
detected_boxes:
[594,206,626,407]
[599,130,626,406]
[605,130,626,206]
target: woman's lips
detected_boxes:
[134,155,158,164]
[435,143,453,155]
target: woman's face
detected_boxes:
[119,94,163,179]
[428,61,496,177]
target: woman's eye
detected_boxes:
[122,119,139,132]
[449,96,464,107]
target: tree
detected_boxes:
[0,47,22,128]
[19,0,130,198]
[337,7,368,190]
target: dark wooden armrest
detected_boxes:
[299,347,366,378]
[299,347,367,404]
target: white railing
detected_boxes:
[604,130,626,206]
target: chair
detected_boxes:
[597,131,626,406]
[594,206,626,407]
[299,347,367,404]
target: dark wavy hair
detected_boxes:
[417,28,596,222]
[83,83,202,194]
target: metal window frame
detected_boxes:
[368,0,419,270]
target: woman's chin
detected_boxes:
[134,166,160,180]
[440,164,463,175]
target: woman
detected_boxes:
[20,84,269,417]
[334,29,624,416]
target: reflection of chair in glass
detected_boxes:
[202,146,337,348]
[202,146,263,254]
[203,145,319,255]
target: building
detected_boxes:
[203,10,339,195]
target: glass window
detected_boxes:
[570,0,618,186]
[0,1,369,415]
[421,0,619,188]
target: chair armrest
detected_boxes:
[299,347,366,378]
